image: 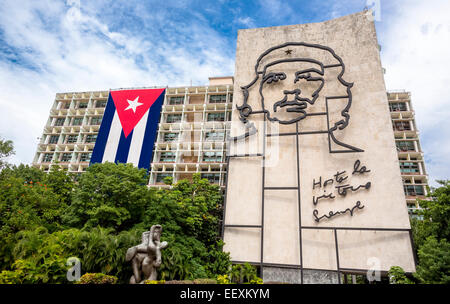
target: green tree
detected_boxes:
[0,137,15,170]
[415,237,450,284]
[388,266,414,284]
[62,162,150,230]
[142,173,223,245]
[0,171,67,269]
[0,162,231,283]
[0,164,46,183]
[417,180,450,242]
[45,164,75,206]
[138,173,230,280]
[410,180,450,284]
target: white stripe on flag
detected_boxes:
[127,109,149,167]
[102,111,122,163]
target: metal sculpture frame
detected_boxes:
[222,42,417,283]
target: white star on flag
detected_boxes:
[124,96,143,113]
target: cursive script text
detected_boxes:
[313,201,365,222]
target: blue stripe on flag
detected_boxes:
[114,129,134,164]
[90,93,116,165]
[138,90,165,170]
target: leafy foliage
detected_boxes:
[0,166,70,270]
[414,237,450,284]
[216,274,230,284]
[62,162,150,230]
[144,279,166,284]
[409,180,450,284]
[228,263,262,284]
[416,180,450,242]
[78,273,118,284]
[216,263,262,284]
[0,162,231,283]
[388,266,414,284]
[0,256,67,284]
[0,137,15,170]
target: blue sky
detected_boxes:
[0,0,449,186]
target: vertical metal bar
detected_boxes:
[334,228,341,284]
[261,116,266,279]
[325,98,332,153]
[296,122,304,284]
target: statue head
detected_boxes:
[150,224,162,242]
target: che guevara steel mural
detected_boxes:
[224,16,416,282]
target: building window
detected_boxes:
[48,135,59,144]
[166,114,182,123]
[160,152,176,162]
[389,102,407,112]
[62,102,70,109]
[202,151,222,162]
[205,131,225,141]
[66,135,78,144]
[201,173,220,183]
[91,117,102,125]
[404,185,424,196]
[55,118,65,126]
[156,173,172,183]
[169,96,184,105]
[163,133,178,142]
[396,141,415,152]
[80,153,92,162]
[72,117,83,126]
[95,100,107,108]
[78,102,88,109]
[61,153,72,162]
[85,134,97,143]
[42,153,53,162]
[393,121,411,131]
[400,162,420,174]
[207,112,225,122]
[209,94,227,104]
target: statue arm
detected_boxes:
[147,226,157,251]
[136,231,151,253]
[125,246,137,262]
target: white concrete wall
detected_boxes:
[224,11,415,273]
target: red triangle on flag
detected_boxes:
[110,88,165,138]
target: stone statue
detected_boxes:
[125,224,168,284]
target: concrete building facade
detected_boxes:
[222,11,416,282]
[32,78,234,189]
[388,90,429,215]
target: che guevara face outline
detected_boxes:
[232,42,363,153]
[259,59,325,124]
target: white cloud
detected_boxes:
[236,16,256,28]
[380,0,450,186]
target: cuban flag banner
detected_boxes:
[90,88,165,170]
